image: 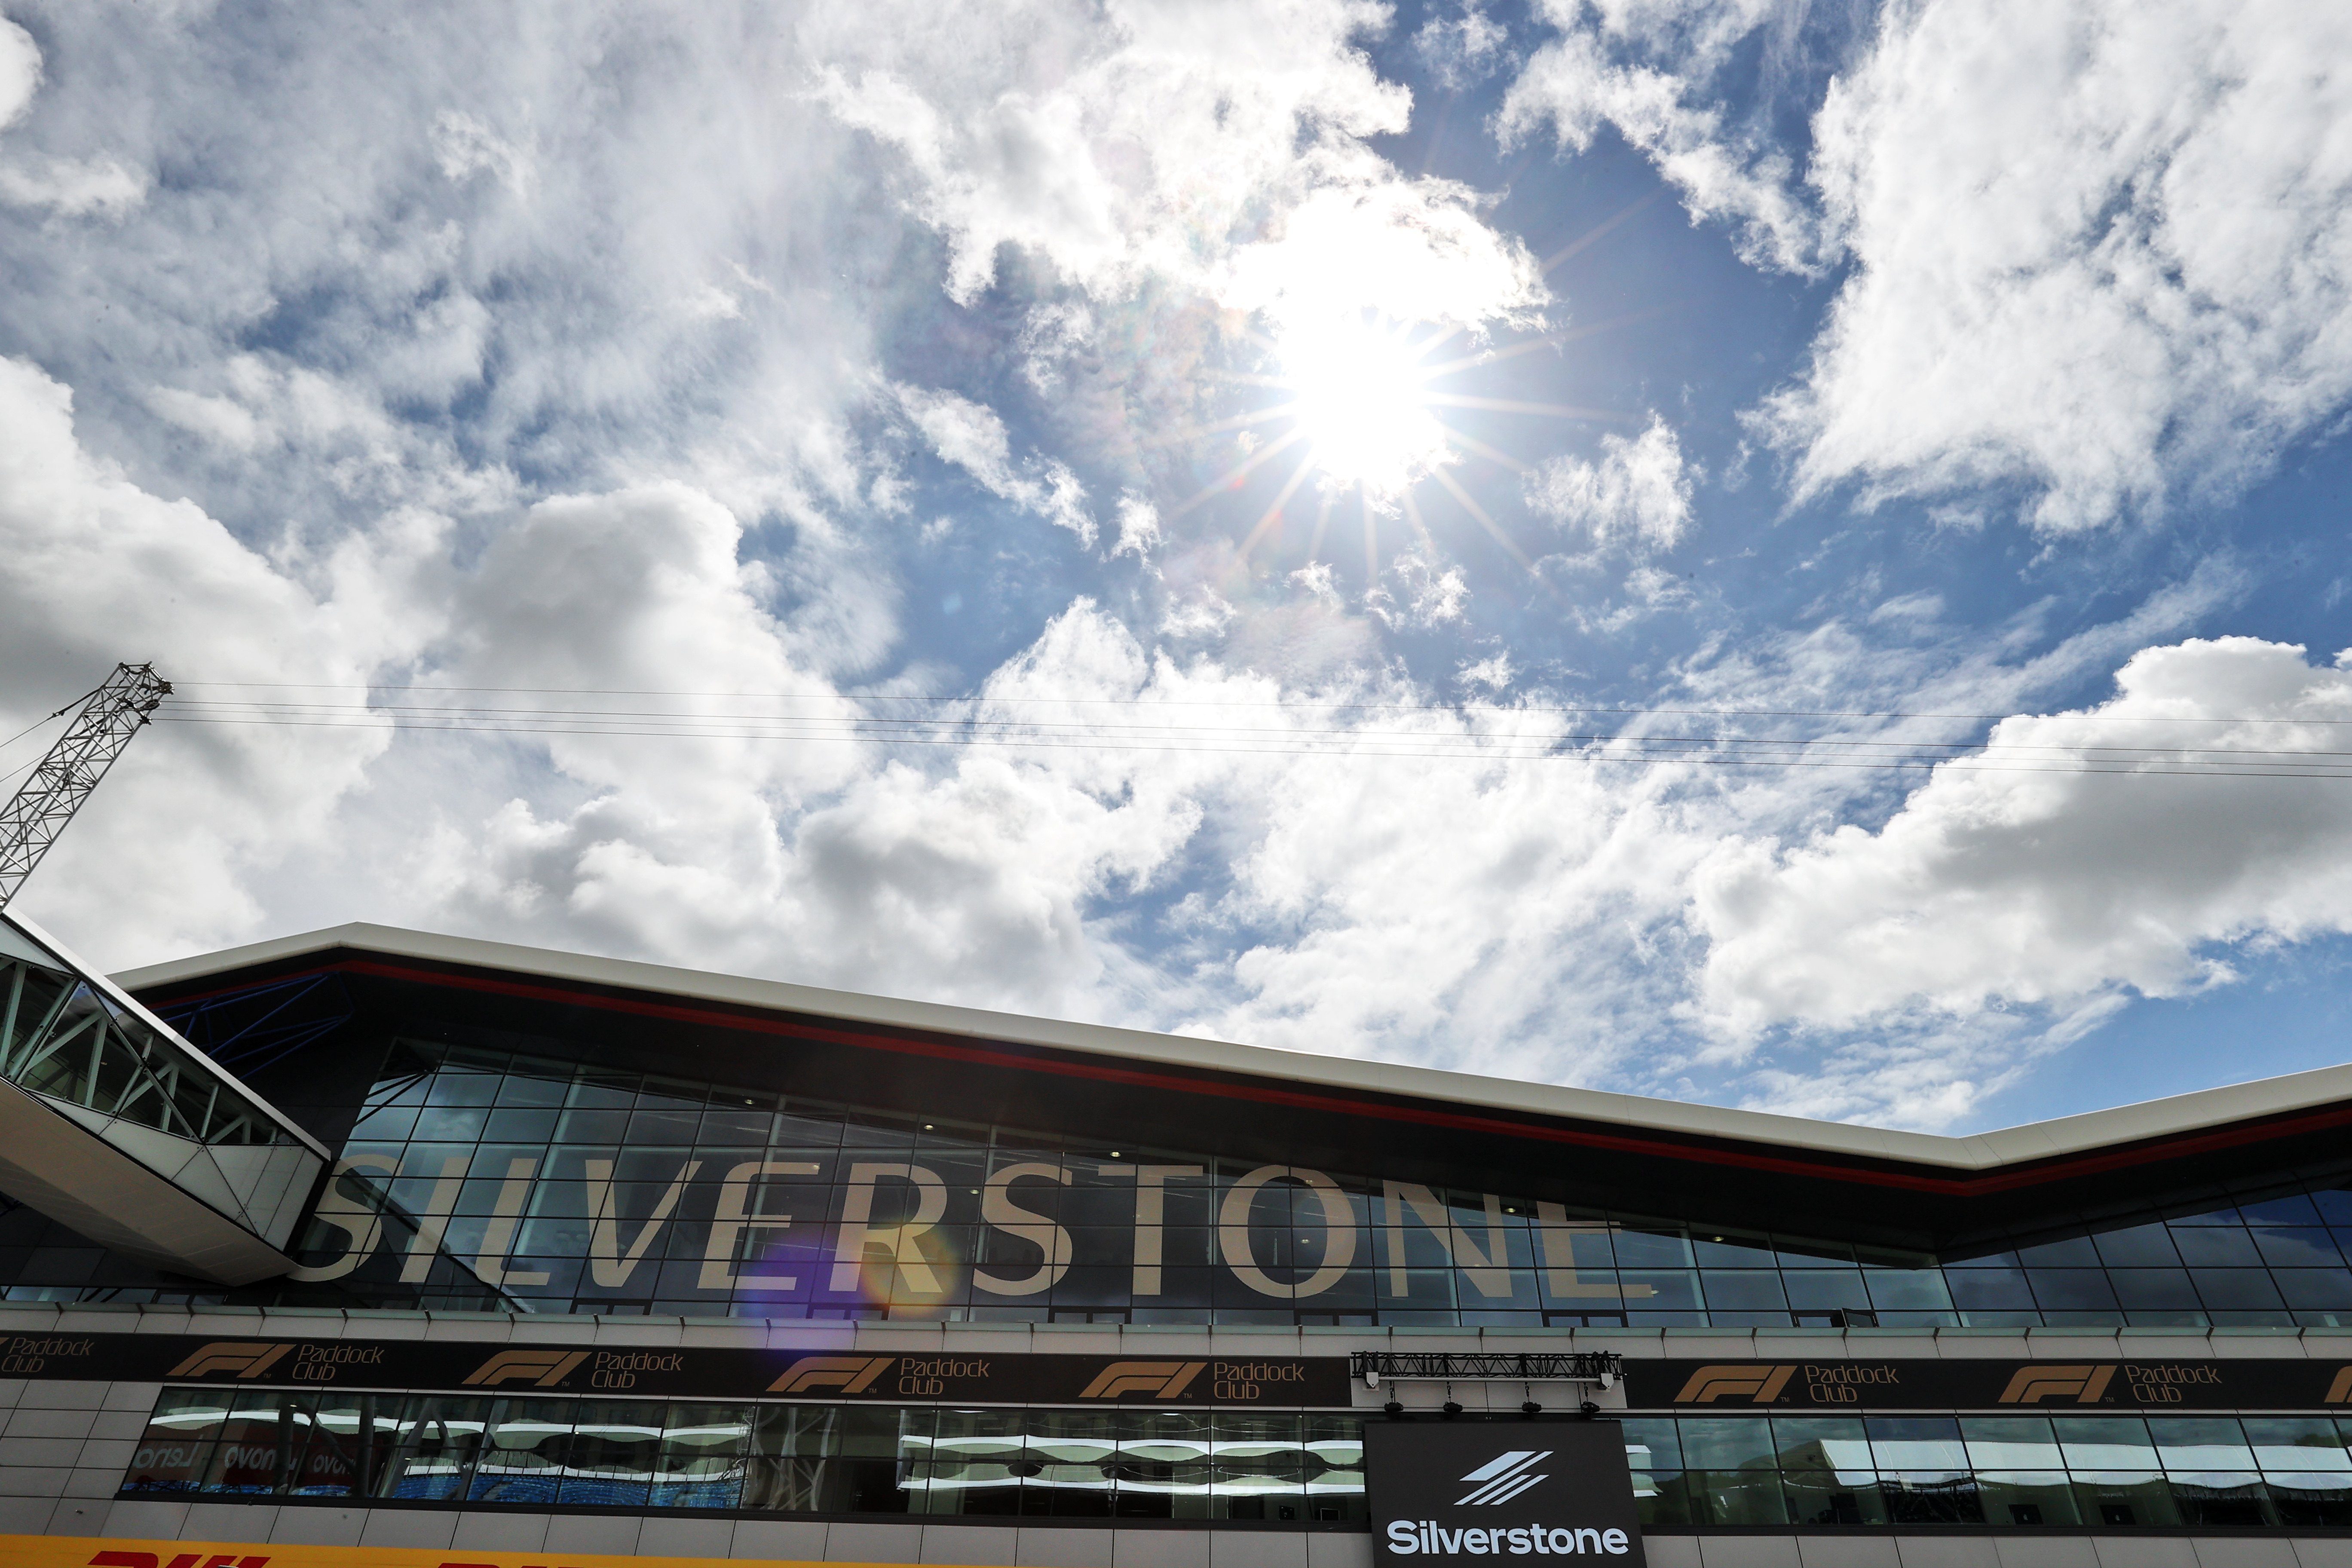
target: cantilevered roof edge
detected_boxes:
[113,923,2352,1177]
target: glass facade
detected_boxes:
[120,1389,2352,1533]
[1621,1412,2352,1528]
[121,1387,1366,1522]
[202,1037,2352,1329]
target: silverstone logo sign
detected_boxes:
[1455,1450,1552,1507]
[1367,1421,1644,1565]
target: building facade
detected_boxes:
[3,918,2352,1565]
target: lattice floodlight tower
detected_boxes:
[0,662,327,1285]
[0,662,172,908]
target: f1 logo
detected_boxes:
[1672,1365,1796,1403]
[164,1343,295,1380]
[1078,1360,1208,1399]
[1998,1365,2116,1404]
[461,1349,591,1387]
[769,1355,896,1394]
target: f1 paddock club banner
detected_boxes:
[13,1333,2352,1410]
[1366,1421,1643,1565]
[1642,1358,2352,1409]
[0,1332,1344,1406]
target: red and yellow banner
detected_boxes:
[0,1537,935,1568]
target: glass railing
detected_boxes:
[120,1390,2352,1530]
[122,1389,1366,1522]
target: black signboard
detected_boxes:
[0,1330,1348,1406]
[1365,1420,1644,1565]
[1636,1358,2352,1410]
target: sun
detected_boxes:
[1278,313,1452,498]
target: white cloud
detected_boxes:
[1695,637,2352,1036]
[1369,553,1469,628]
[430,110,534,195]
[0,18,143,218]
[1758,0,2352,531]
[0,356,430,962]
[1415,1,1511,90]
[1503,0,2352,535]
[1525,413,1694,550]
[1498,0,1820,273]
[0,19,37,130]
[808,0,1416,305]
[1112,491,1161,558]
[895,383,1098,546]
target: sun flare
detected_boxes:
[1280,316,1452,497]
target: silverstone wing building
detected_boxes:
[4,913,2352,1566]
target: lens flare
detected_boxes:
[1280,316,1451,497]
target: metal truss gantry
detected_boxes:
[0,663,172,907]
[1350,1351,1626,1388]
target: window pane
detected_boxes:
[2173,1228,2261,1267]
[377,1396,488,1501]
[1879,1471,1984,1525]
[2091,1223,2180,1268]
[2068,1472,2180,1528]
[2269,1473,2352,1526]
[1962,1416,2063,1471]
[124,1390,229,1493]
[2054,1416,2154,1471]
[655,1403,749,1508]
[2247,1416,2351,1475]
[559,1400,663,1508]
[1866,1417,1966,1476]
[1976,1470,2081,1525]
[2191,1269,2285,1309]
[1678,1418,1777,1472]
[199,1390,302,1494]
[2254,1228,2344,1268]
[2151,1417,2254,1474]
[467,1399,570,1505]
[1782,1469,1886,1526]
[1697,1270,1786,1311]
[1862,1269,1952,1311]
[1683,1470,1787,1525]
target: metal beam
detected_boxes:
[0,663,172,907]
[1351,1352,1625,1387]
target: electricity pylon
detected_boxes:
[0,663,173,907]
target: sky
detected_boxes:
[2,0,2351,1137]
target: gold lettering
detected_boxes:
[398,1155,472,1284]
[585,1158,702,1288]
[286,1155,396,1283]
[701,1160,819,1291]
[976,1162,1072,1296]
[830,1163,949,1294]
[1100,1163,1202,1295]
[474,1158,548,1288]
[1384,1181,1512,1298]
[1220,1166,1356,1299]
[1534,1204,1656,1299]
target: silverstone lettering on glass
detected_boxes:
[293,1038,1662,1320]
[266,1037,2352,1327]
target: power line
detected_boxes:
[152,713,2352,780]
[165,680,2352,727]
[154,703,2352,760]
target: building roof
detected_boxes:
[114,923,2352,1182]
